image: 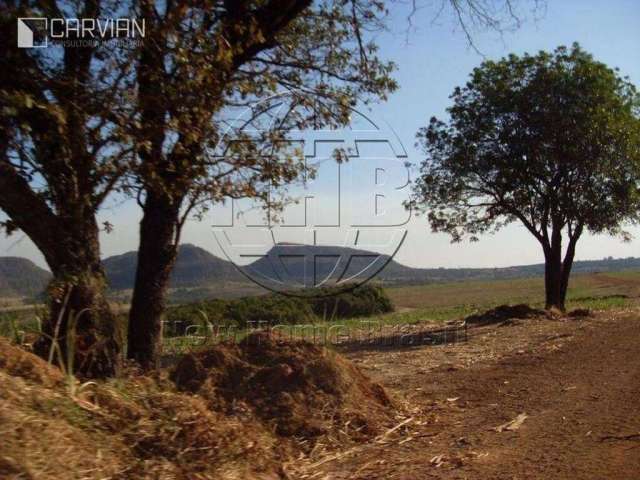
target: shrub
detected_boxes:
[164,284,394,336]
[164,299,227,336]
[225,295,314,327]
[307,284,394,319]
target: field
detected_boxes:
[294,270,640,336]
[384,270,640,318]
[2,270,640,343]
[296,308,640,479]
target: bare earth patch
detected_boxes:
[296,308,640,479]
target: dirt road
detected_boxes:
[302,311,640,479]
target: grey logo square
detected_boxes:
[17,18,48,48]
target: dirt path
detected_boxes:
[300,311,640,479]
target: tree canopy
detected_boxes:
[411,44,640,309]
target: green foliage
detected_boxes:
[0,312,22,344]
[411,43,640,308]
[0,309,45,340]
[164,299,227,336]
[306,284,394,319]
[165,295,313,334]
[226,295,315,327]
[412,43,640,243]
[164,284,394,335]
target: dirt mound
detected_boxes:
[567,308,592,318]
[0,337,63,387]
[113,386,280,479]
[1,335,395,479]
[0,339,286,479]
[171,332,394,441]
[465,304,546,325]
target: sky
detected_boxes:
[2,0,640,270]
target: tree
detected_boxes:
[410,44,640,311]
[125,0,398,367]
[0,2,132,377]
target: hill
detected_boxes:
[247,244,640,285]
[0,257,51,298]
[2,244,640,302]
[103,244,640,301]
[103,243,246,290]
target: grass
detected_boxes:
[268,270,640,343]
[2,271,639,350]
[385,270,640,310]
[0,308,43,340]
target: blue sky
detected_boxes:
[2,0,640,269]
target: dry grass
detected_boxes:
[172,332,394,441]
[0,333,396,480]
[386,271,640,310]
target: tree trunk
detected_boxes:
[543,225,581,312]
[0,163,121,378]
[127,191,182,369]
[544,256,565,311]
[35,270,121,379]
[543,224,563,310]
[32,226,121,378]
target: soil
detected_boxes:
[293,309,640,479]
[171,332,394,441]
[2,308,640,479]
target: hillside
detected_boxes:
[237,244,640,286]
[0,257,51,298]
[103,243,246,290]
[2,245,640,301]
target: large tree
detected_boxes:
[126,0,540,367]
[410,44,640,311]
[126,0,397,367]
[0,2,133,376]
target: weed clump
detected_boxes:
[464,304,546,325]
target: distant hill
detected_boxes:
[102,243,439,295]
[247,245,640,285]
[2,244,640,302]
[0,257,51,298]
[103,243,640,293]
[103,243,246,290]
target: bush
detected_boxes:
[164,284,394,336]
[164,295,314,335]
[164,299,227,336]
[225,295,314,327]
[307,284,394,319]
